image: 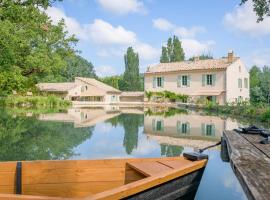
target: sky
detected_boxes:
[47,0,270,77]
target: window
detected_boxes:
[244,78,248,88]
[207,74,213,85]
[182,75,188,86]
[238,78,242,88]
[85,86,88,90]
[202,123,215,136]
[177,121,190,134]
[152,119,164,132]
[157,77,163,87]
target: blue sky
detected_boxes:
[47,0,270,76]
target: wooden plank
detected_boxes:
[240,133,270,158]
[157,159,192,169]
[126,161,172,176]
[223,131,270,200]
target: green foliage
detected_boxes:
[122,47,141,91]
[150,91,189,103]
[62,55,97,82]
[160,35,185,63]
[240,0,270,22]
[100,76,121,89]
[0,0,78,95]
[145,107,188,118]
[249,65,270,104]
[189,53,213,61]
[1,95,71,108]
[145,91,153,101]
[161,144,184,157]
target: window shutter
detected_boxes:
[202,75,206,86]
[187,122,190,134]
[161,77,164,88]
[177,121,182,133]
[152,119,156,131]
[161,120,164,132]
[211,124,216,136]
[177,75,182,87]
[212,74,216,86]
[187,75,191,87]
[153,77,156,88]
[201,123,205,135]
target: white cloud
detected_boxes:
[87,19,137,45]
[181,39,215,58]
[96,65,118,77]
[223,2,270,36]
[153,18,174,31]
[46,7,158,62]
[97,0,146,15]
[152,17,205,38]
[250,49,270,66]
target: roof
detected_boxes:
[121,91,144,97]
[75,77,121,93]
[145,57,239,74]
[36,83,78,92]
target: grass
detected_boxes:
[0,95,71,109]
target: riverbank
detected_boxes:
[0,95,71,109]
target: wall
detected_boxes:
[226,59,250,103]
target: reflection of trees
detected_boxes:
[106,114,144,154]
[160,144,184,157]
[0,110,93,161]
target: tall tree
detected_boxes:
[160,46,169,63]
[240,0,270,22]
[172,36,185,62]
[122,47,140,91]
[160,36,185,63]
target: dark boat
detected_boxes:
[0,156,207,199]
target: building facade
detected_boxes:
[144,51,249,105]
[36,77,121,103]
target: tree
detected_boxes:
[122,47,140,91]
[189,53,213,61]
[240,0,270,22]
[0,0,77,95]
[159,36,185,63]
[160,46,169,63]
[62,55,97,82]
[172,36,185,62]
[260,66,270,103]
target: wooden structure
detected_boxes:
[223,131,270,200]
[0,157,207,200]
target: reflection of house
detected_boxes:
[144,112,239,141]
[145,51,249,105]
[120,92,144,102]
[39,108,121,128]
[36,77,121,103]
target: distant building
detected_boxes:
[144,51,250,105]
[36,77,121,103]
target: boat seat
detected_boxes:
[127,159,193,177]
[126,161,173,176]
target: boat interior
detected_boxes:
[0,157,207,199]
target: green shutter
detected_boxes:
[212,74,216,86]
[211,124,216,136]
[152,119,156,131]
[153,77,156,88]
[161,77,164,88]
[202,75,206,86]
[201,123,205,135]
[187,122,190,134]
[187,75,191,87]
[177,121,182,133]
[161,120,164,132]
[177,75,182,87]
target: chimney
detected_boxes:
[194,56,200,62]
[228,50,234,63]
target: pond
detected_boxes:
[0,106,248,199]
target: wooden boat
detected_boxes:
[0,156,207,200]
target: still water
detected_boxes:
[0,106,248,199]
